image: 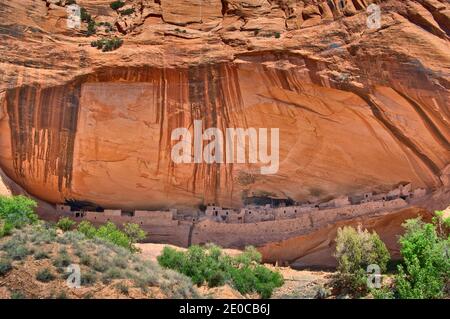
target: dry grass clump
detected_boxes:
[0,223,199,299]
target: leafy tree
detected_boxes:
[96,222,131,249]
[77,221,97,238]
[56,217,76,232]
[433,210,450,237]
[395,216,449,299]
[123,223,146,246]
[0,195,38,229]
[334,225,390,294]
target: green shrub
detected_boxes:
[158,246,184,270]
[274,32,281,38]
[228,264,283,298]
[120,8,134,15]
[5,244,30,261]
[395,216,449,299]
[371,287,395,299]
[1,230,35,260]
[1,218,197,298]
[80,7,91,23]
[234,246,262,266]
[102,267,124,284]
[96,222,131,249]
[0,219,13,237]
[77,221,97,238]
[157,245,283,298]
[81,270,97,286]
[433,210,450,236]
[56,217,76,232]
[10,290,25,299]
[34,250,50,260]
[123,223,146,246]
[60,230,85,242]
[334,225,390,295]
[92,257,109,272]
[97,21,114,32]
[91,37,123,52]
[0,195,38,228]
[29,223,57,244]
[53,249,71,268]
[110,1,125,10]
[36,268,55,282]
[113,255,128,269]
[87,20,96,36]
[115,282,129,294]
[79,253,92,266]
[133,269,158,290]
[0,258,12,276]
[254,265,284,298]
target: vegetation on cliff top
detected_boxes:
[119,8,135,16]
[110,1,125,11]
[91,37,123,52]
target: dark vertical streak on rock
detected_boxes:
[207,65,220,205]
[5,83,80,193]
[156,68,166,173]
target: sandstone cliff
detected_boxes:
[0,0,449,210]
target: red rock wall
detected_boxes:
[0,60,448,209]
